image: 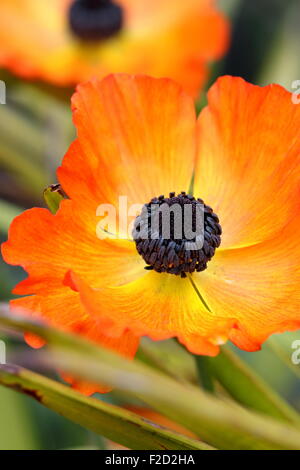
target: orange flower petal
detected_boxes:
[68,270,237,356]
[24,332,46,349]
[194,76,300,249]
[58,74,197,214]
[0,0,229,96]
[59,373,112,396]
[194,215,300,351]
[2,200,144,291]
[10,290,139,395]
[126,406,197,439]
[126,0,230,96]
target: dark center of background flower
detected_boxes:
[133,192,222,278]
[69,0,123,41]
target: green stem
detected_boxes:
[2,308,300,449]
[0,364,209,451]
[208,347,300,425]
[195,355,215,393]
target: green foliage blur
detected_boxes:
[0,0,299,450]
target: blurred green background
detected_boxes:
[0,0,300,450]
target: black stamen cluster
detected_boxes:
[69,0,123,41]
[133,192,222,278]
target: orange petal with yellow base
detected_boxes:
[2,199,144,291]
[194,213,300,351]
[194,76,300,250]
[66,270,237,356]
[58,74,197,216]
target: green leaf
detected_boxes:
[137,338,197,384]
[0,365,210,451]
[267,337,300,381]
[1,308,300,450]
[0,381,39,450]
[207,347,300,425]
[43,184,66,214]
[194,355,215,393]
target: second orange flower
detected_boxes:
[0,0,229,97]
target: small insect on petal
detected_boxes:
[43,184,67,214]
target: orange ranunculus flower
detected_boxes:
[0,0,229,96]
[2,74,300,395]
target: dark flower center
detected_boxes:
[69,0,123,41]
[133,192,222,278]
